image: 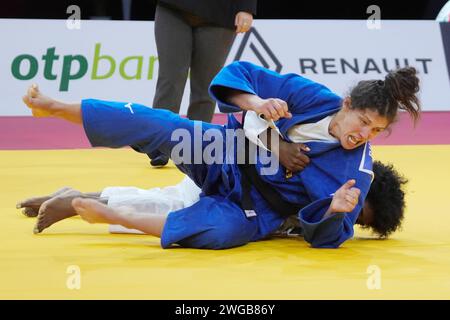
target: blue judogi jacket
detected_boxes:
[209,61,374,248]
[80,61,374,250]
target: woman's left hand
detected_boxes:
[235,11,253,33]
[329,179,361,213]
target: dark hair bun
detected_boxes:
[384,67,420,123]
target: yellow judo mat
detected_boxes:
[1,145,450,299]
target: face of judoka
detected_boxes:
[329,97,389,150]
[356,200,375,226]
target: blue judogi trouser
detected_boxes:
[81,99,284,249]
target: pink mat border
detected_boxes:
[0,112,449,150]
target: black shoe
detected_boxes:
[150,154,169,167]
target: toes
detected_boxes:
[34,217,46,234]
[29,84,39,98]
[33,220,46,234]
[22,207,38,218]
[17,197,43,209]
[22,95,30,105]
[34,207,51,233]
[27,87,34,98]
[22,95,34,110]
[25,84,40,104]
[18,190,68,210]
[16,200,28,208]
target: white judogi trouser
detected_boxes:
[103,176,201,234]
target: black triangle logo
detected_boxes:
[233,28,283,73]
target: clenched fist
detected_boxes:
[329,179,361,213]
[253,98,292,121]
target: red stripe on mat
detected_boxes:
[0,112,448,150]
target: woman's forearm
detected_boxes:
[216,87,262,112]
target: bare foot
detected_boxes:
[22,84,58,118]
[17,187,73,217]
[72,198,122,225]
[33,189,95,234]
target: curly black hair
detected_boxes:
[364,161,408,238]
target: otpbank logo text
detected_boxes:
[10,43,158,91]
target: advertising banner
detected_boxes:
[0,19,449,116]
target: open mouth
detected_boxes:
[348,135,361,146]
